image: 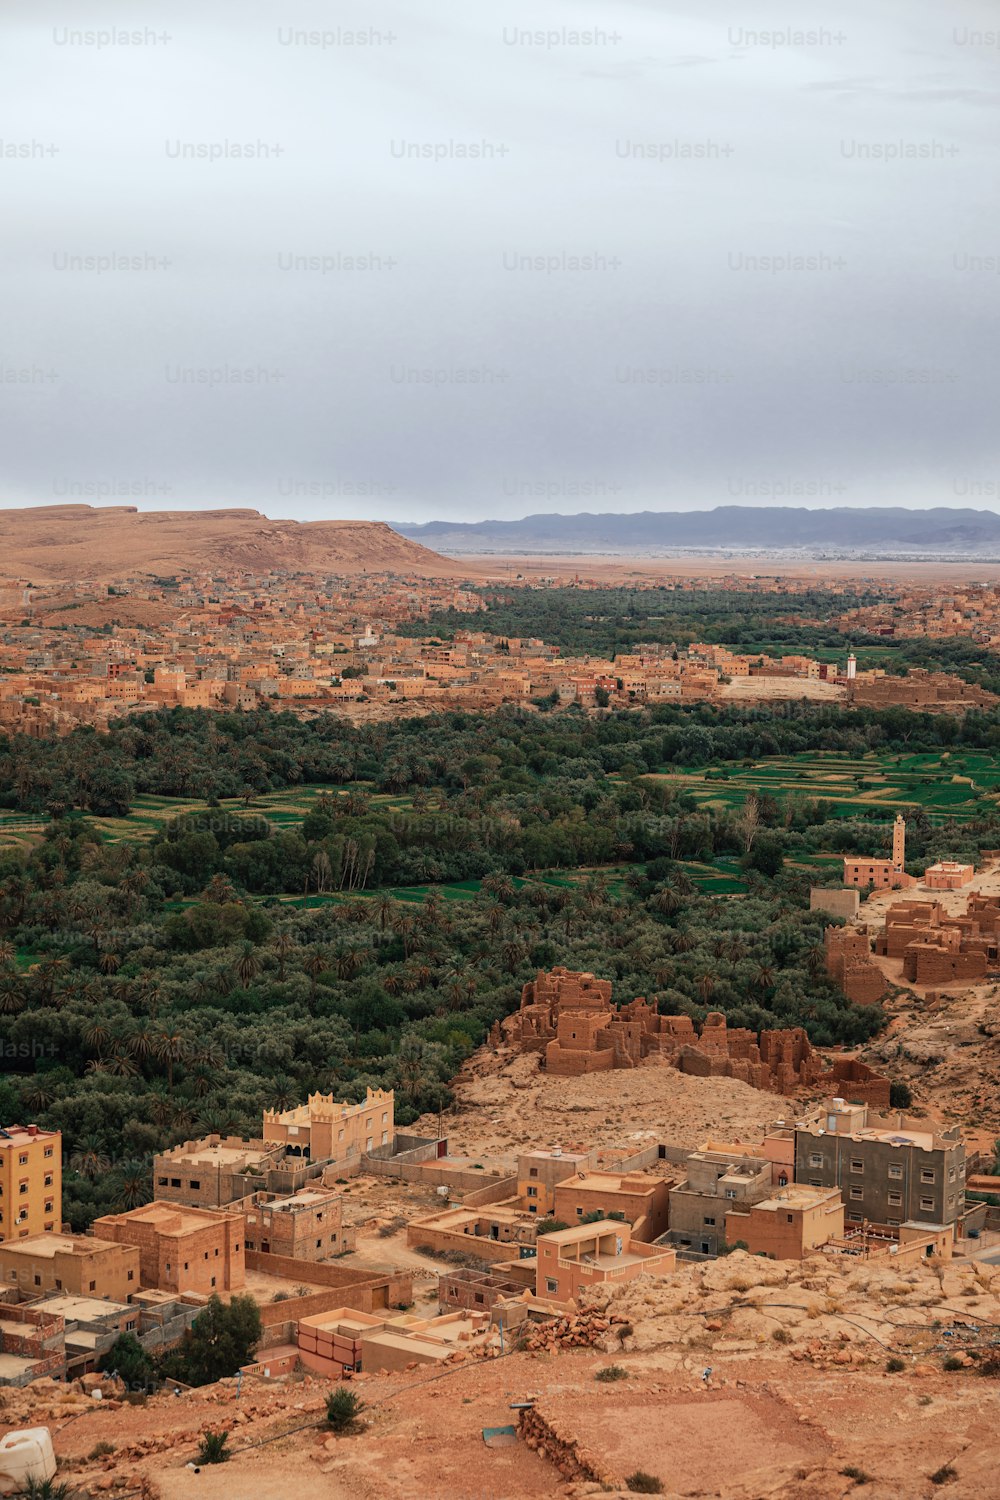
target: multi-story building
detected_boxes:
[153,1136,285,1208]
[516,1148,590,1217]
[240,1187,346,1262]
[552,1171,672,1242]
[91,1202,245,1295]
[0,1233,138,1301]
[666,1150,775,1257]
[0,1125,61,1243]
[792,1099,965,1230]
[724,1185,844,1260]
[535,1221,675,1305]
[262,1088,393,1165]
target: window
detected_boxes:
[157,1177,167,1187]
[170,1178,181,1188]
[848,1212,862,1223]
[127,1270,134,1282]
[33,1275,40,1286]
[849,1187,863,1201]
[888,1191,902,1207]
[529,1168,538,1178]
[475,1293,485,1305]
[190,1180,201,1191]
[920,1170,936,1185]
[850,1159,864,1174]
[526,1187,536,1198]
[316,1239,321,1249]
[887,1218,900,1228]
[18,1183,26,1196]
[43,1147,52,1159]
[43,1176,52,1188]
[888,1165,902,1180]
[809,1178,821,1188]
[89,1281,96,1292]
[703,1216,716,1227]
[919,1197,934,1213]
[725,1189,736,1200]
[786,1214,793,1224]
[17,1156,26,1167]
[576,1208,583,1217]
[545,1278,558,1294]
[55,1279,62,1290]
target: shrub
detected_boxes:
[88,1441,116,1459]
[889,1081,913,1109]
[196,1430,231,1465]
[535,1218,570,1236]
[930,1465,957,1486]
[841,1467,872,1484]
[326,1386,366,1433]
[13,1484,72,1500]
[978,1354,1000,1377]
[594,1364,628,1382]
[942,1355,964,1371]
[885,1356,906,1373]
[626,1473,663,1495]
[771,1327,792,1344]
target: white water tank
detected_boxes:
[0,1428,56,1494]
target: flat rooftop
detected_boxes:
[38,1295,128,1323]
[101,1202,240,1236]
[1,1234,105,1260]
[0,1125,58,1149]
[161,1142,274,1168]
[750,1186,839,1213]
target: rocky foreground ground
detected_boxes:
[2,1251,997,1498]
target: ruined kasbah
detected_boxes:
[493,965,890,1108]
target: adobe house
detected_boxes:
[535,1220,675,1306]
[552,1170,673,1242]
[724,1184,844,1260]
[0,1234,139,1302]
[91,1201,245,1295]
[263,1088,394,1165]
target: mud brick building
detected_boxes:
[824,926,889,1006]
[553,1171,672,1242]
[874,894,999,985]
[497,968,889,1102]
[239,1186,346,1262]
[842,814,916,891]
[91,1201,245,1295]
[0,1234,138,1302]
[851,669,997,714]
[535,1220,675,1306]
[153,1136,285,1209]
[724,1184,844,1260]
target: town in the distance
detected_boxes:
[0,506,999,1497]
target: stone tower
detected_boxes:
[892,814,905,873]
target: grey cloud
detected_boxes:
[0,0,997,522]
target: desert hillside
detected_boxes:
[0,506,458,582]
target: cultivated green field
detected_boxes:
[652,750,1000,825]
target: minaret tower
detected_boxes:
[892,814,905,873]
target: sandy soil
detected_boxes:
[469,552,1000,585]
[721,675,846,702]
[418,1048,787,1162]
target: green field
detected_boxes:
[652,750,1000,825]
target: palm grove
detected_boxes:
[1,699,999,1229]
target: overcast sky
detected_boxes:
[1,0,999,521]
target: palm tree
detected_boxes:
[112,1162,152,1212]
[0,973,23,1015]
[272,928,296,981]
[374,895,397,933]
[99,950,121,976]
[696,969,719,1004]
[153,1030,188,1094]
[0,939,14,966]
[20,1079,56,1114]
[235,942,261,990]
[82,1018,111,1053]
[69,1137,110,1180]
[753,963,776,994]
[304,947,330,1009]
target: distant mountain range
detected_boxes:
[397,506,1000,556]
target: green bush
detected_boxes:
[886,1356,906,1373]
[326,1386,366,1433]
[626,1473,663,1495]
[196,1430,231,1465]
[594,1364,628,1382]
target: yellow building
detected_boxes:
[262,1089,393,1164]
[0,1125,61,1243]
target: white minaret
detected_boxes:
[846,653,856,681]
